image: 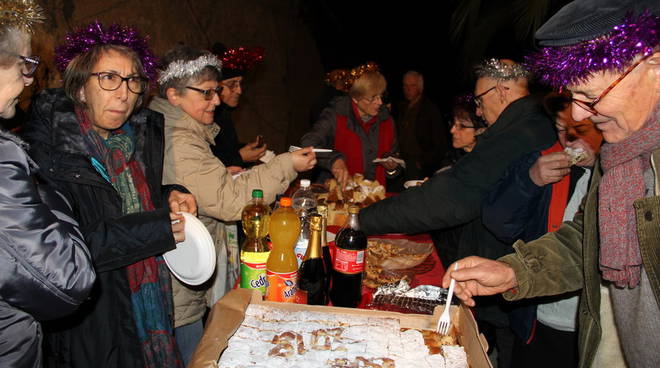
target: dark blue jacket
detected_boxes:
[483,148,586,341]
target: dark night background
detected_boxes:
[3,0,573,147]
[300,0,572,112]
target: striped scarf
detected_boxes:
[599,105,659,288]
[78,110,183,368]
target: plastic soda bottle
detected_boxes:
[239,189,271,295]
[265,197,301,302]
[292,179,317,266]
[329,205,367,307]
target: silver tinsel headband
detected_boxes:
[157,54,222,84]
[474,58,530,81]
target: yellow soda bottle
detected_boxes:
[265,197,301,302]
[239,189,271,295]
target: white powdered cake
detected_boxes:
[218,304,467,368]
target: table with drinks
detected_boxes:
[238,180,445,309]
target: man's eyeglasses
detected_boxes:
[474,85,509,107]
[90,72,148,94]
[186,86,222,101]
[572,54,651,115]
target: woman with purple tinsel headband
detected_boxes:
[444,1,660,367]
[21,21,198,368]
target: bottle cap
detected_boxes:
[348,204,360,214]
[300,179,311,188]
[309,214,322,231]
[252,189,263,198]
[280,197,292,207]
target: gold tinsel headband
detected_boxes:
[0,0,45,33]
[344,61,379,91]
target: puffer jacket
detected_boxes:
[499,148,659,368]
[22,88,181,368]
[0,130,95,368]
[150,97,297,327]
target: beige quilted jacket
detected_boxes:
[150,97,297,327]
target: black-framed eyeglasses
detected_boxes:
[90,72,148,94]
[572,54,651,115]
[452,122,475,130]
[474,85,510,107]
[186,86,222,101]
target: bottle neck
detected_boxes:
[346,213,360,231]
[303,226,323,260]
[320,217,328,248]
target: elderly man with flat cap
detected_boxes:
[443,1,659,367]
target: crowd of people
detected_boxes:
[0,0,657,367]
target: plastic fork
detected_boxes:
[436,263,457,335]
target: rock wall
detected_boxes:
[26,0,324,152]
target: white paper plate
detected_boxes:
[164,212,216,286]
[403,180,424,189]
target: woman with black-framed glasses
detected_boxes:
[22,21,198,368]
[149,45,316,365]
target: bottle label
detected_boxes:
[333,248,365,274]
[240,251,270,295]
[266,270,298,302]
[294,238,308,267]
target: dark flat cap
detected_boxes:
[536,0,660,46]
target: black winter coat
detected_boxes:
[22,89,179,368]
[0,130,95,368]
[359,95,556,327]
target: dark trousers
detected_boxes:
[512,321,578,368]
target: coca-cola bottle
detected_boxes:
[329,205,367,307]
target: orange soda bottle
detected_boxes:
[265,197,301,302]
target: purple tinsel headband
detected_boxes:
[55,21,158,82]
[525,11,659,89]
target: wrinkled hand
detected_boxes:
[331,158,350,190]
[239,139,268,162]
[291,146,317,172]
[441,256,518,307]
[378,157,399,171]
[566,138,597,167]
[168,190,197,216]
[528,152,571,187]
[226,166,245,175]
[170,212,186,243]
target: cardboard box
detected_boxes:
[190,289,493,368]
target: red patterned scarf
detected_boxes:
[599,106,659,288]
[77,109,183,368]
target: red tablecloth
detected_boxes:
[327,226,445,309]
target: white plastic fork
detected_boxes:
[436,263,457,335]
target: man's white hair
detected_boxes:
[403,70,424,90]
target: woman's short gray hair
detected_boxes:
[157,45,221,98]
[0,26,29,68]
